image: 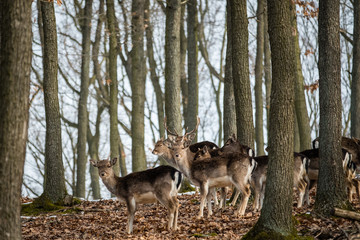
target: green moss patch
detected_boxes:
[21,195,82,216]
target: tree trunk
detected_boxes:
[144,0,166,165]
[87,103,105,200]
[180,4,188,128]
[76,0,93,198]
[230,0,254,149]
[224,1,237,141]
[244,0,296,238]
[351,0,360,139]
[291,3,311,151]
[263,1,271,136]
[0,0,32,238]
[254,0,265,155]
[314,0,347,216]
[186,0,199,142]
[41,0,66,203]
[106,0,122,175]
[89,0,105,196]
[165,0,182,133]
[131,0,146,171]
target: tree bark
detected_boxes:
[245,0,296,237]
[315,0,347,216]
[144,0,165,141]
[254,0,265,155]
[263,1,271,136]
[41,0,67,203]
[291,3,311,151]
[230,0,254,149]
[131,0,146,172]
[180,4,188,128]
[165,0,182,133]
[224,1,237,141]
[351,0,360,139]
[186,0,199,142]
[0,0,32,238]
[106,0,122,175]
[76,0,93,198]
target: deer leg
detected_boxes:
[156,192,176,231]
[173,196,179,230]
[198,182,209,219]
[253,183,260,211]
[296,180,306,208]
[126,198,136,234]
[211,188,218,207]
[207,188,213,217]
[230,188,240,206]
[232,181,251,216]
[219,187,227,209]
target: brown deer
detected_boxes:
[151,137,220,206]
[90,158,182,234]
[312,136,360,168]
[300,148,357,203]
[172,142,257,218]
[248,153,310,211]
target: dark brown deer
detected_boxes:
[248,153,310,211]
[312,136,360,168]
[173,143,257,218]
[151,137,220,206]
[300,148,357,203]
[90,158,182,234]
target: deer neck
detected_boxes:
[101,172,120,195]
[175,148,194,178]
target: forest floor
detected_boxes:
[21,190,360,240]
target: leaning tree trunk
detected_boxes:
[41,0,66,204]
[224,1,237,141]
[314,0,347,216]
[165,0,182,133]
[244,0,296,238]
[106,0,122,175]
[230,0,254,149]
[76,0,93,198]
[0,0,32,238]
[186,0,199,142]
[351,0,360,139]
[254,0,265,155]
[131,0,146,172]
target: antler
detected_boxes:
[164,116,179,137]
[183,116,200,140]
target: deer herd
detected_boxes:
[90,117,360,234]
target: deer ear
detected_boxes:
[202,145,209,153]
[163,139,173,148]
[168,135,177,142]
[187,133,196,143]
[90,159,98,167]
[247,148,255,157]
[110,157,118,166]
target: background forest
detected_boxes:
[24,0,353,199]
[2,0,360,239]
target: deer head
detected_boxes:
[90,158,117,179]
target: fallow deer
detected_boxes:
[312,136,360,168]
[248,153,310,211]
[172,142,257,218]
[90,158,182,234]
[300,148,357,203]
[151,137,220,206]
